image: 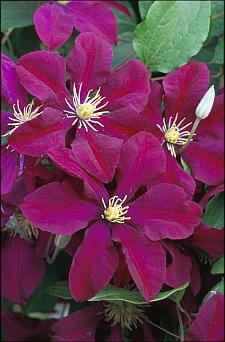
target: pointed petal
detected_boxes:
[8,108,70,157]
[20,181,101,235]
[52,306,100,342]
[184,224,224,260]
[149,150,196,200]
[72,130,122,183]
[196,92,224,139]
[129,184,202,241]
[116,132,166,200]
[46,147,108,204]
[67,32,112,92]
[16,51,69,108]
[34,3,74,50]
[1,54,27,108]
[102,60,150,114]
[69,220,119,301]
[185,293,224,341]
[112,224,166,302]
[182,137,224,186]
[1,236,45,305]
[164,243,192,288]
[163,61,209,122]
[67,1,118,45]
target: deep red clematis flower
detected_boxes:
[12,32,150,158]
[34,0,130,49]
[143,61,224,186]
[20,131,201,302]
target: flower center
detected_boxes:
[103,300,148,331]
[58,0,71,5]
[156,113,193,157]
[77,103,95,120]
[2,99,43,137]
[2,209,38,240]
[101,195,131,224]
[164,126,180,144]
[64,82,109,132]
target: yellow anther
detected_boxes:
[77,103,95,120]
[165,126,180,144]
[58,0,71,5]
[156,113,193,157]
[101,195,131,224]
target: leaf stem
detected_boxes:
[147,318,180,339]
[176,304,184,341]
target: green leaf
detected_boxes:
[113,32,136,68]
[211,1,224,37]
[138,1,154,20]
[212,37,224,64]
[168,282,189,302]
[133,1,211,72]
[217,280,224,294]
[202,192,224,228]
[211,256,224,275]
[47,281,72,300]
[116,1,137,34]
[1,1,42,32]
[88,283,189,304]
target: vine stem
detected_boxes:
[176,304,184,342]
[178,117,201,154]
[147,318,180,340]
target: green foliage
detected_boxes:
[1,1,42,32]
[202,192,224,228]
[89,283,189,304]
[211,256,224,275]
[133,1,211,72]
[213,37,224,64]
[138,1,154,20]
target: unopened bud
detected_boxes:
[195,85,215,120]
[54,234,71,249]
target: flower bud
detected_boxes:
[195,85,215,120]
[54,234,71,249]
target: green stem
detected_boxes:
[147,319,180,339]
[178,117,201,154]
[176,304,184,342]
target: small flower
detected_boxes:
[2,99,43,137]
[157,113,193,157]
[101,195,131,224]
[64,83,109,132]
[195,85,215,120]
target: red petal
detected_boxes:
[112,224,166,302]
[69,220,119,301]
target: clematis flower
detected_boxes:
[157,60,224,186]
[21,131,202,302]
[14,32,150,157]
[33,0,130,50]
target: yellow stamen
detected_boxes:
[101,195,131,224]
[64,82,109,132]
[156,113,193,157]
[2,99,43,137]
[58,0,71,5]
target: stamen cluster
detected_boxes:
[64,83,109,132]
[101,195,131,224]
